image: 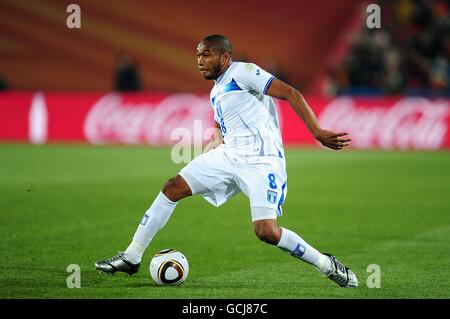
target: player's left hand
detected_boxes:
[315,129,351,150]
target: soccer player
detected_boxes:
[95,35,358,287]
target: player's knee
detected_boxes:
[162,178,181,202]
[162,176,191,202]
[254,224,281,245]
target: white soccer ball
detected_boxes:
[149,249,189,286]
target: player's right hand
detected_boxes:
[315,129,351,150]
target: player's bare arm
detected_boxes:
[203,122,223,153]
[266,79,351,150]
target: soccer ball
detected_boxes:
[149,249,189,286]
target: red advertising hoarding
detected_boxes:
[1,92,449,149]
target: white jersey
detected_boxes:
[179,62,288,219]
[210,62,284,159]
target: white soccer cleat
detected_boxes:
[345,269,359,287]
[322,253,358,288]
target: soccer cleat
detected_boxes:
[322,253,358,287]
[95,252,140,275]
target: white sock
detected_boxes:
[277,227,331,273]
[124,192,178,264]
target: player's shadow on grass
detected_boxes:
[125,281,245,289]
[127,282,160,288]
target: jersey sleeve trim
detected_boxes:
[263,76,275,95]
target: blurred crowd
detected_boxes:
[114,52,141,92]
[327,0,449,96]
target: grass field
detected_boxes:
[1,144,449,299]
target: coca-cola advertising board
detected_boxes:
[1,92,449,149]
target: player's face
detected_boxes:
[196,42,224,80]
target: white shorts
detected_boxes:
[179,144,287,222]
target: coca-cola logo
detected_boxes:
[83,93,214,145]
[319,97,450,149]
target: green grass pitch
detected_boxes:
[1,144,449,298]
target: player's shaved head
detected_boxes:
[201,34,232,54]
[197,35,233,80]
